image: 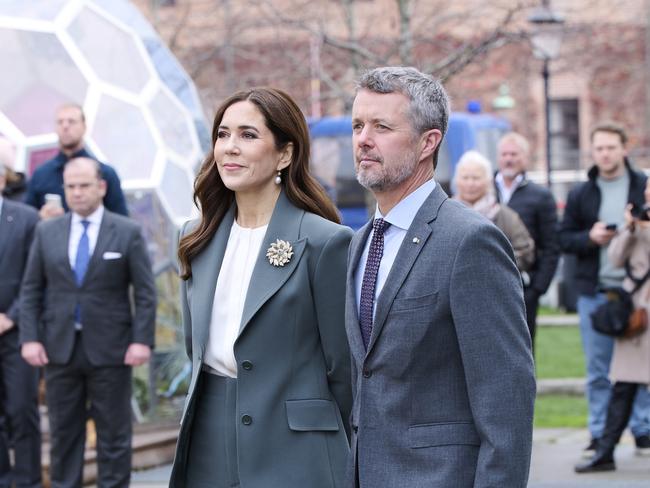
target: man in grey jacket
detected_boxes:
[20,157,156,488]
[345,67,536,487]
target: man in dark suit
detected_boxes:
[20,157,156,487]
[495,132,560,350]
[0,164,41,488]
[24,103,128,219]
[345,67,536,487]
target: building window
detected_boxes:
[550,98,580,170]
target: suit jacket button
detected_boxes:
[242,360,253,371]
[241,414,253,425]
[353,425,359,433]
[362,369,372,378]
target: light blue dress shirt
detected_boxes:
[355,178,437,316]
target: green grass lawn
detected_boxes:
[534,394,588,428]
[535,326,585,379]
[534,325,588,427]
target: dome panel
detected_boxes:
[0,0,68,21]
[126,190,174,270]
[91,94,156,180]
[159,160,194,221]
[0,28,87,136]
[149,87,197,159]
[68,6,150,94]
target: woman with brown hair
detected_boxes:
[169,87,352,487]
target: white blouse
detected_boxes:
[204,221,268,378]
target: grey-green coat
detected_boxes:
[170,192,353,487]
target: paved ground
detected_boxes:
[128,428,650,487]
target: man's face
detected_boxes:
[497,140,527,180]
[63,160,106,217]
[56,107,86,152]
[351,89,421,193]
[591,131,626,177]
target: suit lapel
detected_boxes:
[82,212,116,285]
[191,206,235,356]
[0,202,13,265]
[346,220,372,360]
[366,184,448,354]
[238,191,306,339]
[58,213,76,283]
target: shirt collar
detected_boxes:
[374,178,437,231]
[72,205,104,227]
[495,172,524,191]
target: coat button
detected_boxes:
[242,360,253,371]
[362,369,372,378]
[353,425,359,433]
[241,415,252,425]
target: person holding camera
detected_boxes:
[560,121,650,460]
[575,184,650,472]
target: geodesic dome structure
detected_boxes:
[0,0,208,358]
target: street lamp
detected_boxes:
[528,2,564,188]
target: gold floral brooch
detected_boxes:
[266,239,294,267]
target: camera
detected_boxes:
[631,203,650,221]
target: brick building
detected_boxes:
[133,0,650,177]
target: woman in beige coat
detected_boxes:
[453,150,535,273]
[576,182,650,473]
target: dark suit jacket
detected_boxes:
[19,210,156,366]
[0,200,39,324]
[345,184,536,487]
[170,192,353,488]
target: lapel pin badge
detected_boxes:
[412,237,420,244]
[266,239,293,267]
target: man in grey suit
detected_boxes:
[345,67,536,487]
[20,157,156,488]
[0,164,41,488]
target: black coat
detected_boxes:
[497,176,560,295]
[559,159,647,295]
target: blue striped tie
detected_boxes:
[74,220,90,324]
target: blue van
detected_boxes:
[308,113,511,229]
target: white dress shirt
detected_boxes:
[495,172,524,205]
[355,178,436,317]
[205,221,268,378]
[68,205,104,269]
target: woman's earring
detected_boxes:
[275,170,282,185]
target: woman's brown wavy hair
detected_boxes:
[178,87,340,280]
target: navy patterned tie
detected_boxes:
[359,218,390,349]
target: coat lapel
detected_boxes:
[238,191,306,339]
[366,184,448,354]
[346,220,372,361]
[191,206,236,356]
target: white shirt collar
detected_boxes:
[374,178,437,231]
[72,205,104,227]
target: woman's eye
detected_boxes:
[217,130,229,139]
[242,131,257,139]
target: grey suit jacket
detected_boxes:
[170,192,353,488]
[346,184,536,488]
[0,199,39,324]
[19,210,156,366]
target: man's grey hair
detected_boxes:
[356,66,451,138]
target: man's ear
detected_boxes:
[419,129,443,161]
